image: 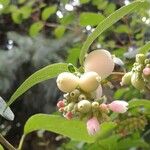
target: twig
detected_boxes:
[18,135,26,150]
[0,134,16,150]
[111,72,125,75]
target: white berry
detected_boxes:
[79,72,100,92]
[56,72,79,93]
[84,49,114,79]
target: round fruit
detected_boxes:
[79,72,100,92]
[120,72,132,86]
[84,49,114,79]
[77,100,91,113]
[56,72,79,93]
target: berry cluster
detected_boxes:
[56,50,129,135]
[121,54,150,92]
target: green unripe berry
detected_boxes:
[131,72,145,90]
[79,72,100,92]
[77,100,91,113]
[78,94,87,101]
[70,89,80,99]
[136,54,146,64]
[92,102,99,109]
[57,72,79,93]
[66,102,75,111]
[145,59,150,65]
[121,72,132,86]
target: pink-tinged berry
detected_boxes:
[100,103,109,112]
[65,112,73,120]
[57,100,65,108]
[87,117,100,135]
[143,67,150,76]
[108,100,128,113]
[84,49,114,79]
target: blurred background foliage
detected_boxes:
[0,0,150,149]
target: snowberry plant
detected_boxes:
[0,1,150,150]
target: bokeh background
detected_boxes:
[0,0,150,149]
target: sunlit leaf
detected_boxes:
[79,1,144,65]
[0,144,4,150]
[138,41,150,54]
[7,63,68,106]
[24,114,116,143]
[42,5,57,21]
[79,12,105,26]
[29,21,44,37]
[54,25,66,38]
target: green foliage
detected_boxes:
[139,41,150,54]
[24,114,116,143]
[79,12,105,26]
[0,145,4,150]
[42,5,57,21]
[79,1,143,65]
[29,21,44,37]
[54,25,66,38]
[7,63,68,106]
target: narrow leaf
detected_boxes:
[138,41,150,54]
[24,114,116,143]
[129,99,150,109]
[7,63,68,106]
[79,1,144,65]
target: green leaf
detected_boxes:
[79,12,105,26]
[138,41,150,54]
[24,114,116,143]
[29,21,44,37]
[129,99,150,109]
[79,1,144,65]
[60,13,74,25]
[80,0,90,4]
[115,25,131,34]
[54,25,66,38]
[66,47,81,66]
[11,10,23,24]
[0,0,10,7]
[42,5,57,21]
[0,144,4,150]
[20,6,32,19]
[7,63,68,106]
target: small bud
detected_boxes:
[92,102,99,109]
[79,72,100,92]
[58,107,64,112]
[65,112,73,120]
[77,100,91,113]
[84,49,114,79]
[120,72,132,86]
[143,67,150,76]
[108,100,128,113]
[99,103,109,113]
[56,72,79,93]
[78,94,87,101]
[70,89,80,98]
[131,72,145,90]
[144,59,150,64]
[136,54,146,64]
[87,117,100,135]
[66,102,75,111]
[57,100,65,108]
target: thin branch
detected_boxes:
[0,134,16,150]
[111,72,125,75]
[18,135,26,150]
